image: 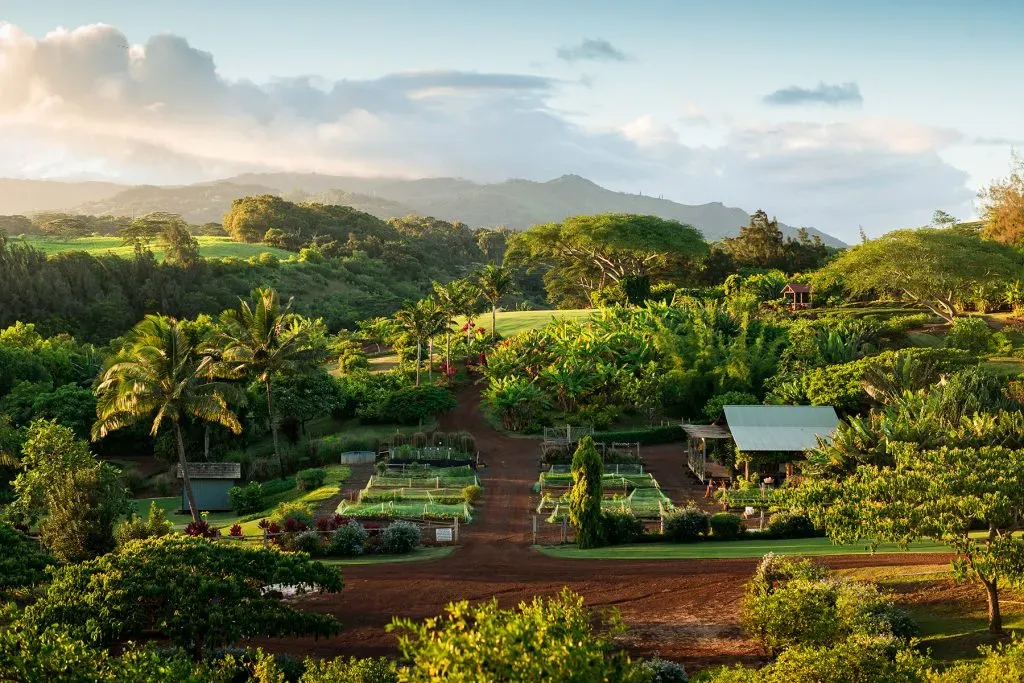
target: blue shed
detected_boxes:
[178,462,242,512]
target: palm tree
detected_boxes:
[216,288,322,478]
[475,263,517,340]
[394,298,445,386]
[92,315,241,522]
[433,280,478,369]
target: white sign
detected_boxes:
[435,527,453,542]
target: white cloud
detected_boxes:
[0,22,988,239]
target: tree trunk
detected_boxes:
[203,424,210,460]
[445,331,452,371]
[175,421,200,523]
[265,379,283,479]
[985,577,1003,634]
[428,339,434,383]
[466,320,473,362]
[491,304,497,340]
[415,341,422,387]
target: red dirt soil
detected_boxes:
[263,385,947,670]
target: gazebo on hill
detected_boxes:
[781,282,812,309]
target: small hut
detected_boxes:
[177,462,241,512]
[724,405,839,478]
[781,282,811,310]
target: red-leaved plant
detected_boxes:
[184,519,217,538]
[229,524,243,538]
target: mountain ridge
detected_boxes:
[0,174,846,246]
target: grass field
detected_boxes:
[18,235,293,261]
[461,309,594,337]
[536,536,951,560]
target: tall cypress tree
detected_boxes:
[569,436,604,549]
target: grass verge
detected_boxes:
[319,546,454,565]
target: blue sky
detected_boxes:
[0,0,1021,240]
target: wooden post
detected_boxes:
[454,517,460,542]
[532,515,538,545]
[560,515,567,544]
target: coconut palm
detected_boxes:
[474,263,517,340]
[394,298,446,386]
[92,315,241,522]
[216,288,322,478]
[433,279,479,369]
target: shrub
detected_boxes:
[228,524,243,538]
[272,501,314,529]
[462,484,483,504]
[228,481,265,514]
[114,502,173,546]
[292,530,324,556]
[329,521,368,557]
[361,385,457,425]
[636,657,688,683]
[601,510,643,546]
[699,635,931,683]
[379,521,421,554]
[945,317,995,354]
[300,656,398,683]
[742,555,916,655]
[389,589,638,682]
[569,437,604,549]
[765,513,816,539]
[0,523,53,592]
[703,391,760,423]
[297,468,327,492]
[710,512,744,540]
[663,508,710,543]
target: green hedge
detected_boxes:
[592,425,685,445]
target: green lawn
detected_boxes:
[839,565,1024,662]
[536,536,951,560]
[460,309,594,337]
[319,546,454,565]
[131,464,351,536]
[19,235,292,261]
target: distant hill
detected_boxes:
[229,172,846,246]
[71,182,284,224]
[0,174,846,246]
[0,179,126,214]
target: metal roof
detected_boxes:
[177,462,242,479]
[681,424,733,439]
[723,405,839,452]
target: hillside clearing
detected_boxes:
[16,235,292,261]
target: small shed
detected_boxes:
[724,405,839,477]
[178,462,241,512]
[781,282,811,309]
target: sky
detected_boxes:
[0,0,1021,241]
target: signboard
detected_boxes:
[435,527,453,542]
